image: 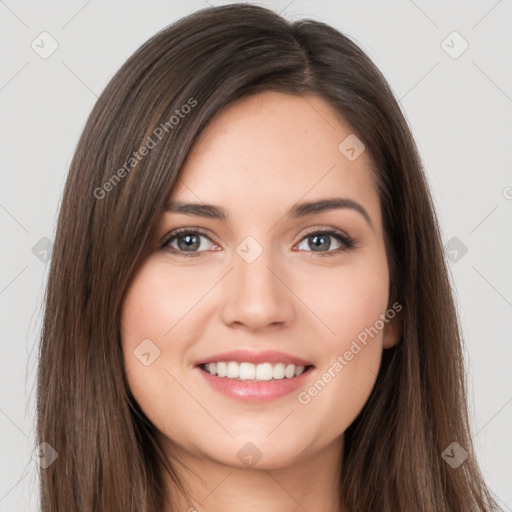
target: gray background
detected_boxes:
[1,0,511,510]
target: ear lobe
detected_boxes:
[382,302,403,349]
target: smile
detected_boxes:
[196,362,315,402]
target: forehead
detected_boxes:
[170,91,381,228]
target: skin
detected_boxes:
[121,91,402,512]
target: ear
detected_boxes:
[382,300,403,349]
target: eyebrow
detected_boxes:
[164,197,373,229]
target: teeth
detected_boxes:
[240,362,256,380]
[227,361,239,378]
[203,362,307,380]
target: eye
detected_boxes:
[294,228,355,256]
[160,227,356,258]
[161,228,218,257]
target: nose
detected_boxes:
[220,243,296,332]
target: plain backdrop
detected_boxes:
[1,0,511,510]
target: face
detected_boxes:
[121,91,401,471]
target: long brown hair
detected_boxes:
[36,3,499,510]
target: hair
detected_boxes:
[36,3,499,511]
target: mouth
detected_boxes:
[198,361,315,382]
[194,349,315,401]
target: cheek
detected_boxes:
[121,257,222,368]
[293,252,389,427]
[120,257,225,409]
[301,250,390,352]
[120,262,188,423]
[122,261,205,340]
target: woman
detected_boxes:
[36,3,499,511]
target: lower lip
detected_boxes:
[196,365,315,402]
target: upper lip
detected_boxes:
[195,349,314,367]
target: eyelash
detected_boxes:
[160,226,356,258]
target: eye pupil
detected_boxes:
[309,234,330,251]
[178,234,200,251]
